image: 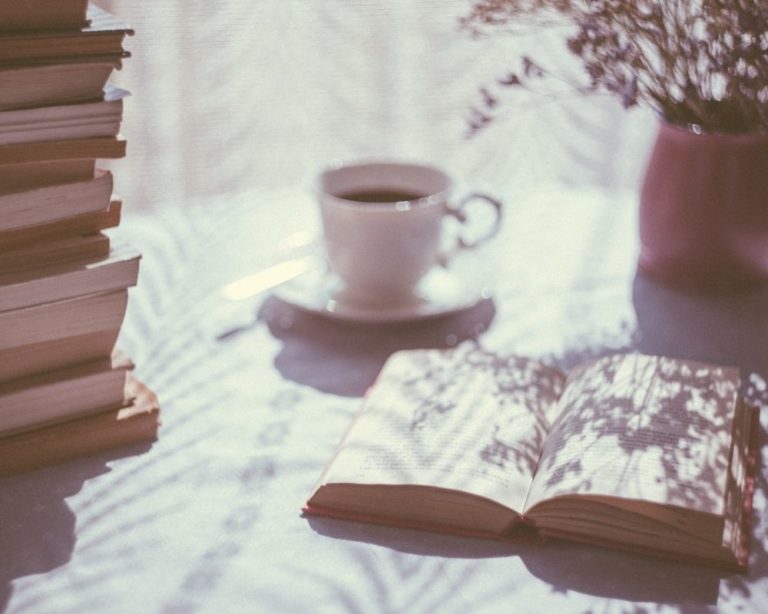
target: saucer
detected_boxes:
[272,260,492,323]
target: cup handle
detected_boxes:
[440,193,503,265]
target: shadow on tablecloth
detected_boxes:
[261,295,497,397]
[306,514,724,605]
[0,443,152,612]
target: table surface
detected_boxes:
[1,186,767,614]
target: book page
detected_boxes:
[320,346,566,512]
[525,354,739,516]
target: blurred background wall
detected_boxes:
[95,1,656,211]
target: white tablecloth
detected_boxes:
[1,186,767,613]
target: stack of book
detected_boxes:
[0,1,160,477]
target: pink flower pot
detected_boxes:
[639,121,768,290]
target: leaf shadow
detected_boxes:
[306,514,723,605]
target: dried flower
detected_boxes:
[461,0,768,134]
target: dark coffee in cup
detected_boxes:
[337,189,427,203]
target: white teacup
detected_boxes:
[317,161,502,303]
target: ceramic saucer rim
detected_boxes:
[272,258,491,323]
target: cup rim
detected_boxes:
[317,159,453,209]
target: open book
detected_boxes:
[305,349,759,570]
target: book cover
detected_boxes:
[0,350,133,436]
[0,232,110,273]
[0,61,114,111]
[0,6,133,62]
[0,169,112,230]
[0,199,121,250]
[0,239,140,312]
[0,0,89,31]
[0,328,121,384]
[0,158,96,193]
[0,136,126,164]
[0,289,128,356]
[0,84,128,145]
[0,374,161,477]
